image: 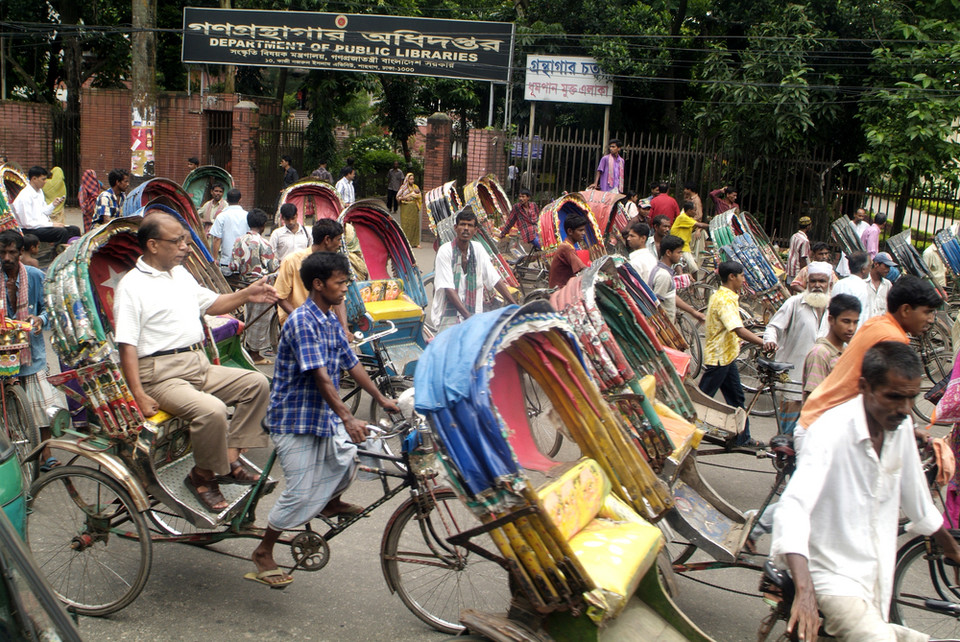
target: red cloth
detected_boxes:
[649,193,680,224]
[78,169,101,232]
[548,242,587,289]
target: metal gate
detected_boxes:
[205,111,233,171]
[53,109,80,206]
[255,116,305,212]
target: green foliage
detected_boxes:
[348,135,396,159]
[354,149,406,176]
[378,76,420,159]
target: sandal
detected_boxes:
[39,457,61,473]
[253,357,274,365]
[184,469,228,512]
[216,459,261,485]
[735,437,764,449]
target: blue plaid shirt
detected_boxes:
[265,297,359,437]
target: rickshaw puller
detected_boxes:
[114,213,278,512]
[248,252,399,588]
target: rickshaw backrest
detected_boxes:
[537,459,611,541]
[352,224,391,281]
[87,232,141,329]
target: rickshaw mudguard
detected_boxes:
[22,438,151,512]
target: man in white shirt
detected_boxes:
[335,167,356,206]
[114,212,278,512]
[209,188,249,276]
[429,207,516,331]
[864,252,896,321]
[11,166,80,245]
[828,251,872,333]
[626,221,657,281]
[772,341,960,641]
[923,239,946,289]
[269,203,311,262]
[763,262,831,434]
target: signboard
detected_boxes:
[182,7,514,83]
[511,136,543,159]
[524,55,613,105]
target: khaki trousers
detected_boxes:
[819,595,928,642]
[139,350,270,475]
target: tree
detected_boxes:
[378,76,420,161]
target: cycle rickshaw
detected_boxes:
[276,178,342,227]
[413,302,713,640]
[21,214,490,633]
[182,165,234,212]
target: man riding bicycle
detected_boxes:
[772,342,960,641]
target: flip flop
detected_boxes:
[39,457,61,473]
[244,569,293,589]
[253,357,274,365]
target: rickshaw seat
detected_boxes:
[537,459,663,601]
[364,298,423,322]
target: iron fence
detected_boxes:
[255,116,306,213]
[53,109,80,207]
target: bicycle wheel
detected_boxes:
[369,376,413,470]
[381,487,510,634]
[891,534,960,639]
[520,371,565,458]
[736,343,776,417]
[676,314,703,380]
[913,320,953,426]
[339,370,364,416]
[27,466,152,616]
[680,282,715,312]
[5,383,39,490]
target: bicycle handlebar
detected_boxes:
[351,320,398,349]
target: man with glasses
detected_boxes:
[114,212,278,512]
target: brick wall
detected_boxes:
[231,101,259,197]
[466,128,507,185]
[0,101,55,168]
[79,88,131,180]
[423,113,453,232]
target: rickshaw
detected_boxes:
[579,188,628,256]
[122,177,207,242]
[182,165,234,211]
[340,199,428,380]
[413,303,713,640]
[424,179,464,236]
[538,192,607,265]
[0,164,26,209]
[22,215,489,632]
[276,179,342,227]
[464,174,512,233]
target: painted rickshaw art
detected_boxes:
[424,180,464,237]
[709,213,789,315]
[580,188,629,256]
[538,192,607,264]
[181,165,234,211]
[277,179,343,227]
[0,164,26,212]
[935,226,960,277]
[464,174,512,232]
[887,229,948,301]
[413,304,713,640]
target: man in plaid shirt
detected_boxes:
[498,188,541,251]
[247,252,398,588]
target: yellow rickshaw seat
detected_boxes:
[364,298,423,322]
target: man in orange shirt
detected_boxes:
[548,213,589,289]
[796,275,940,448]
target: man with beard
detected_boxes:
[798,274,941,434]
[763,262,833,434]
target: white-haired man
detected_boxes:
[763,261,832,435]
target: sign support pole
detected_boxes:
[525,102,535,189]
[488,82,495,127]
[602,104,610,148]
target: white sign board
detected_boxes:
[524,55,614,105]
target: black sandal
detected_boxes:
[184,469,228,512]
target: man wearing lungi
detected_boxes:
[248,251,399,588]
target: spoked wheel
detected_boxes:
[679,282,715,312]
[913,320,953,426]
[369,376,413,471]
[676,313,703,380]
[381,487,510,634]
[27,466,152,616]
[891,533,960,639]
[146,505,214,543]
[736,343,776,417]
[521,371,565,458]
[339,370,364,416]
[4,383,39,490]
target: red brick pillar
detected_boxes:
[231,100,259,199]
[466,129,507,185]
[422,113,453,232]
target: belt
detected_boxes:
[146,343,204,358]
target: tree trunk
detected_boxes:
[131,0,158,181]
[891,171,916,236]
[221,0,235,93]
[662,0,688,134]
[400,137,410,162]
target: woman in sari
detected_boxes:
[42,167,66,224]
[396,172,422,248]
[78,169,102,232]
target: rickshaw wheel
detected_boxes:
[5,383,39,490]
[27,466,152,616]
[381,488,510,634]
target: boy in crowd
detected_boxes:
[548,213,589,289]
[229,209,279,365]
[802,294,861,403]
[648,235,705,323]
[21,233,40,268]
[670,201,710,273]
[625,221,657,281]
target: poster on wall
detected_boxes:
[182,7,514,83]
[131,106,156,178]
[524,55,614,105]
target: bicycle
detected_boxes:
[1,376,39,492]
[912,311,954,425]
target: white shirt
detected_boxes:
[336,177,355,205]
[771,396,941,619]
[864,276,892,321]
[827,275,871,333]
[208,205,249,266]
[629,248,657,282]
[923,244,946,289]
[269,224,312,262]
[113,258,220,357]
[11,184,54,229]
[762,294,825,400]
[430,240,501,328]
